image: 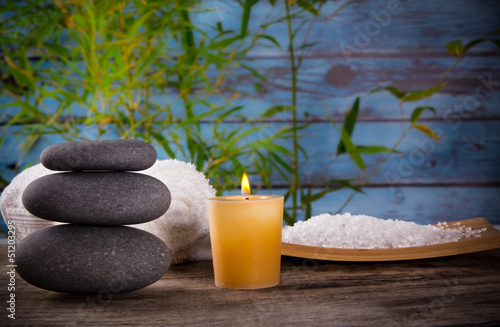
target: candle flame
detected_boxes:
[241,172,251,196]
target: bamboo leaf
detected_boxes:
[127,10,155,38]
[413,124,440,140]
[257,34,281,49]
[402,84,445,102]
[208,36,240,49]
[369,86,406,99]
[463,38,485,53]
[239,63,266,80]
[262,105,293,118]
[445,39,463,57]
[297,41,321,50]
[301,188,332,204]
[43,42,70,58]
[216,106,244,122]
[336,97,359,155]
[410,106,437,123]
[356,145,400,154]
[283,210,294,226]
[297,0,319,15]
[271,153,294,174]
[270,157,291,183]
[4,56,35,90]
[248,140,293,156]
[134,40,168,78]
[149,131,176,158]
[340,127,365,170]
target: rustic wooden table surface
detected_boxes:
[2,244,500,326]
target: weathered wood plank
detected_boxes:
[210,119,500,186]
[4,56,499,123]
[207,0,500,52]
[244,58,500,119]
[291,120,500,185]
[2,244,500,326]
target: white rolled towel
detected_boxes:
[0,159,216,264]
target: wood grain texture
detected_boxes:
[281,218,500,261]
[2,244,500,326]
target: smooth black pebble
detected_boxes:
[40,139,157,171]
[22,172,171,225]
[16,225,171,294]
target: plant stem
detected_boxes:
[285,0,299,221]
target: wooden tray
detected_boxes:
[281,217,500,261]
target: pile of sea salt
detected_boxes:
[282,213,485,249]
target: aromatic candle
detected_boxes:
[207,174,283,289]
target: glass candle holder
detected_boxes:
[207,195,284,289]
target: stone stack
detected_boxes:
[17,139,172,294]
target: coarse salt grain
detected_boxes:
[282,213,484,249]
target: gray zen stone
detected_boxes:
[16,224,171,294]
[40,139,157,171]
[22,172,171,225]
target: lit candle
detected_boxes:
[207,173,284,289]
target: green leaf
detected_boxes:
[301,188,332,205]
[340,127,365,170]
[248,140,293,156]
[356,145,400,154]
[402,84,445,102]
[149,131,176,158]
[127,10,155,38]
[261,105,293,118]
[445,39,463,57]
[344,97,360,135]
[297,0,319,15]
[4,56,35,91]
[43,42,71,58]
[271,153,294,174]
[410,106,437,123]
[257,34,281,49]
[297,41,321,50]
[413,124,440,140]
[283,210,294,226]
[216,106,244,122]
[240,63,266,80]
[463,38,485,53]
[134,40,168,78]
[208,36,240,49]
[337,97,359,155]
[369,86,406,99]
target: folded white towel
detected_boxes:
[0,159,216,264]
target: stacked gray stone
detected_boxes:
[17,139,172,294]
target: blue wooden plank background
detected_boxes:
[1,0,500,232]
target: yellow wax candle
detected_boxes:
[207,194,284,289]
